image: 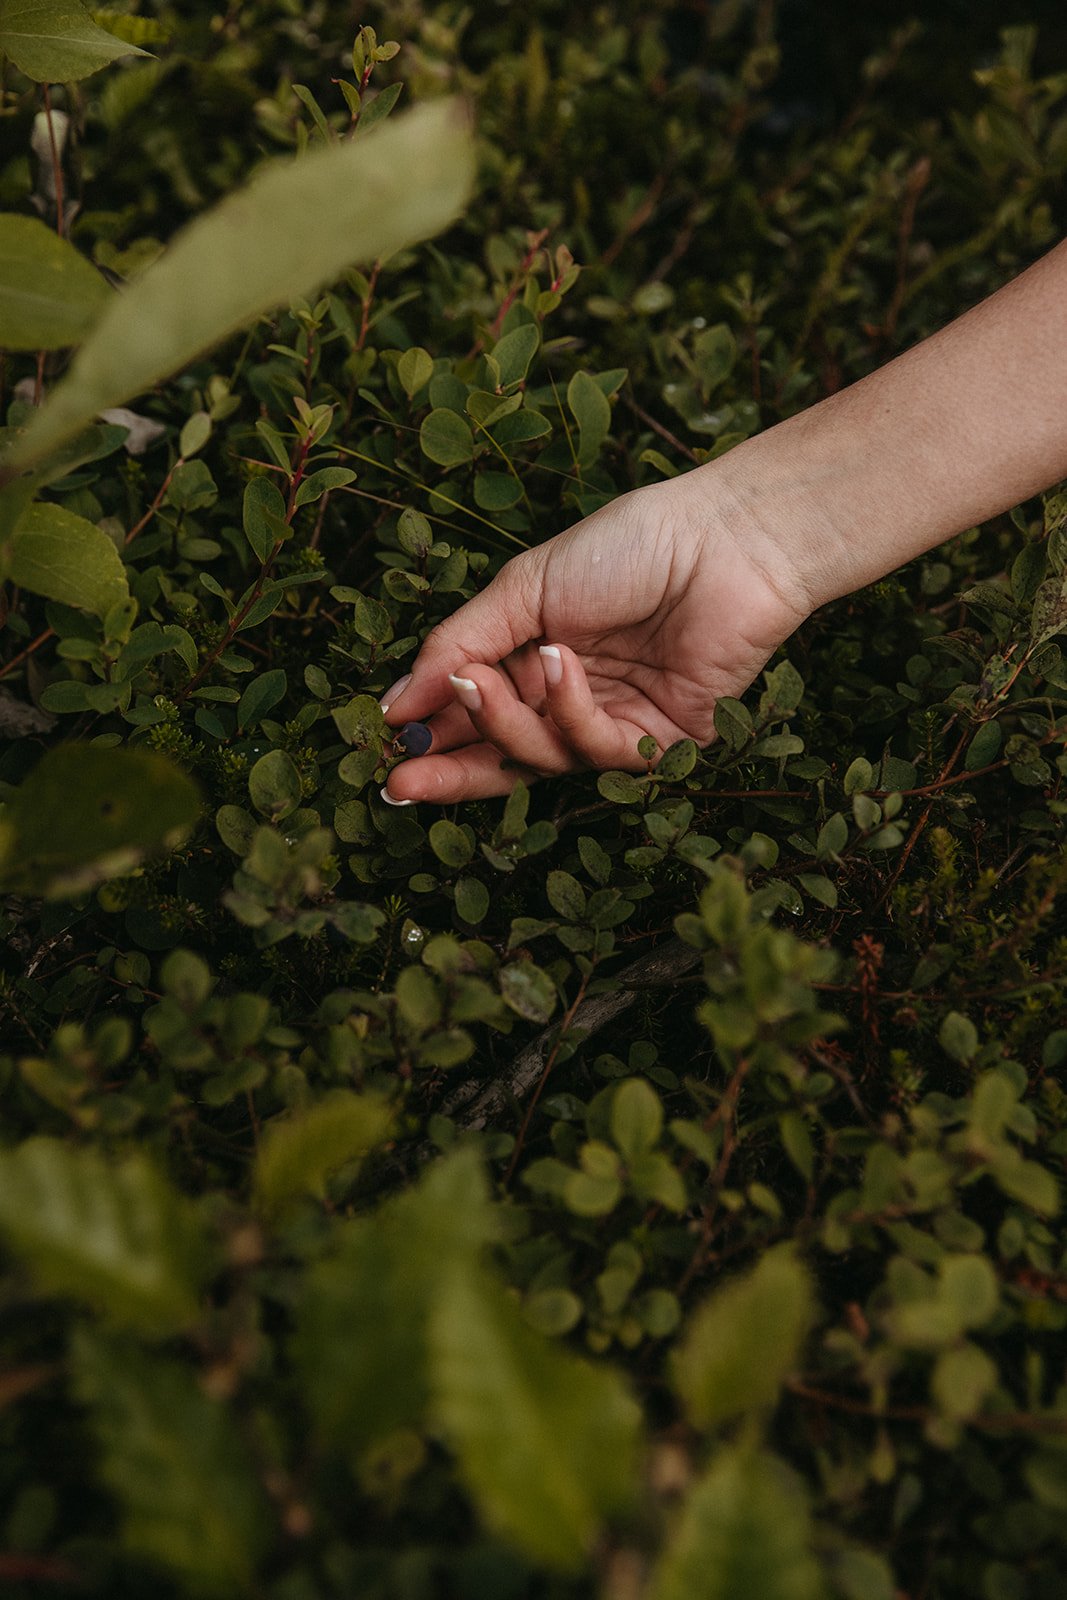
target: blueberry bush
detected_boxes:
[2,4,1067,1597]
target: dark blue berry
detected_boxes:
[397,720,432,756]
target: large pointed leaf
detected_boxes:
[430,1267,641,1571]
[71,1331,268,1591]
[0,744,201,897]
[4,100,473,473]
[0,1138,208,1333]
[253,1090,393,1218]
[0,0,148,81]
[3,499,128,615]
[650,1447,826,1600]
[293,1148,496,1450]
[671,1247,815,1428]
[0,214,113,349]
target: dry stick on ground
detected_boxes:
[440,937,702,1131]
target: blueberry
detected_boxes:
[397,720,432,756]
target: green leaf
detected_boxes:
[964,720,1002,770]
[939,1254,999,1329]
[491,324,540,387]
[242,475,288,562]
[4,500,128,617]
[454,875,490,924]
[761,659,805,714]
[293,466,356,507]
[563,1167,622,1216]
[473,470,523,509]
[0,214,112,348]
[499,959,557,1023]
[0,1138,207,1333]
[611,1078,664,1160]
[843,756,873,795]
[179,410,211,458]
[656,737,698,781]
[778,1111,815,1182]
[356,78,403,137]
[713,696,753,750]
[1029,570,1067,648]
[1025,1450,1067,1512]
[815,812,848,861]
[346,592,391,645]
[165,458,216,511]
[236,667,287,730]
[672,1247,815,1427]
[248,748,302,820]
[0,0,149,81]
[489,408,552,446]
[333,692,386,745]
[796,873,837,909]
[6,101,474,472]
[0,744,200,897]
[649,1447,825,1600]
[397,505,433,556]
[939,1010,979,1064]
[294,1149,496,1449]
[431,1267,640,1570]
[566,369,612,465]
[71,1331,268,1591]
[629,1151,687,1211]
[525,1287,583,1337]
[429,818,474,868]
[578,833,612,885]
[546,869,586,920]
[398,345,433,398]
[597,770,646,804]
[253,1090,393,1218]
[991,1150,1059,1215]
[931,1341,998,1420]
[420,407,475,466]
[843,776,882,826]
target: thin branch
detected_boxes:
[0,626,54,681]
[440,937,702,1132]
[125,457,182,545]
[787,1379,1067,1436]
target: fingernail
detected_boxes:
[539,644,562,687]
[379,673,412,714]
[380,785,414,807]
[448,672,482,712]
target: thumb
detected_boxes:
[383,547,545,722]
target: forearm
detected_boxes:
[706,237,1067,610]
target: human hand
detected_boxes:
[379,473,814,803]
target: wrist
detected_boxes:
[676,426,853,618]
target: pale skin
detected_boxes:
[380,238,1067,803]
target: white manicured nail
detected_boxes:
[539,645,562,686]
[380,786,413,807]
[379,673,411,714]
[448,673,482,712]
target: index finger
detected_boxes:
[382,546,546,725]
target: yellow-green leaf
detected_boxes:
[671,1247,816,1427]
[71,1331,267,1588]
[431,1267,640,1570]
[0,1138,208,1333]
[4,499,128,616]
[5,100,473,472]
[0,214,112,349]
[253,1091,393,1218]
[650,1447,826,1600]
[0,0,148,81]
[0,744,201,897]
